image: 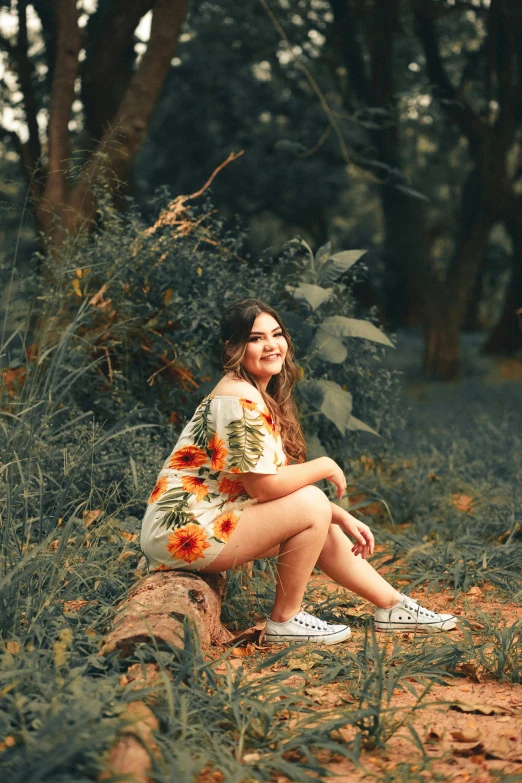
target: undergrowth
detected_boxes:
[1,191,521,780]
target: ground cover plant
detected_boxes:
[1,195,522,782]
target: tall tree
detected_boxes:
[413,0,522,376]
[0,0,189,248]
[330,0,431,328]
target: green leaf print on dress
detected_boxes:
[226,401,269,473]
[159,508,197,531]
[190,395,215,447]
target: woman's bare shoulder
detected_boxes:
[210,378,264,402]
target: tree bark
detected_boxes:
[36,0,82,243]
[331,0,430,328]
[413,0,522,378]
[483,206,522,355]
[81,0,155,143]
[70,0,189,229]
[422,164,496,377]
[101,570,232,657]
[19,0,189,247]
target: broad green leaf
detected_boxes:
[318,249,367,286]
[320,315,394,347]
[285,283,333,310]
[311,327,347,363]
[299,379,353,435]
[347,415,379,436]
[315,241,332,266]
[305,433,328,459]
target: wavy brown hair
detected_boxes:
[219,298,306,463]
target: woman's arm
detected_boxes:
[241,457,346,502]
[330,501,374,559]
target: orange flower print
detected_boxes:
[239,398,258,411]
[213,511,239,542]
[149,475,168,503]
[260,408,278,436]
[208,433,228,470]
[169,444,208,470]
[218,476,245,500]
[181,475,209,501]
[166,523,211,563]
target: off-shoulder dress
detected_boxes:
[140,395,288,572]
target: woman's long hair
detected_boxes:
[219,298,306,463]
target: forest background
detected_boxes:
[1,1,522,782]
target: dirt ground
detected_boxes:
[213,576,522,783]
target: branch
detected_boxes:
[15,0,42,175]
[330,0,371,105]
[70,0,190,225]
[412,0,483,153]
[81,0,155,143]
[41,0,81,219]
[259,0,350,163]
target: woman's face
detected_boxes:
[241,312,288,386]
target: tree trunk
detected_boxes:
[421,163,496,378]
[482,219,522,355]
[380,185,430,328]
[101,570,232,657]
[423,319,461,380]
[32,0,189,249]
[331,0,429,329]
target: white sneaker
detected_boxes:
[374,594,457,633]
[264,609,351,645]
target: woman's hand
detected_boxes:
[331,503,374,559]
[323,457,347,500]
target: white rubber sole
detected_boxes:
[375,620,457,633]
[264,627,352,645]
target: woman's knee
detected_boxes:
[293,485,332,524]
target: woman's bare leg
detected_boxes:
[317,523,401,608]
[200,485,332,622]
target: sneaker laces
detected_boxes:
[401,596,440,619]
[294,610,329,631]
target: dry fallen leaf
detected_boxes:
[455,662,482,681]
[120,531,138,542]
[242,752,261,763]
[485,734,512,759]
[453,741,485,757]
[83,509,102,527]
[287,653,322,671]
[450,701,512,716]
[467,586,482,597]
[451,494,474,513]
[5,641,20,654]
[451,728,482,743]
[230,644,255,658]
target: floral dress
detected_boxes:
[140,395,288,572]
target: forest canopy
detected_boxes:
[0,0,521,376]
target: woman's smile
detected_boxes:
[241,312,288,387]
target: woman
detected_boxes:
[140,298,456,643]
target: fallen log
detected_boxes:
[97,699,160,783]
[101,568,232,657]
